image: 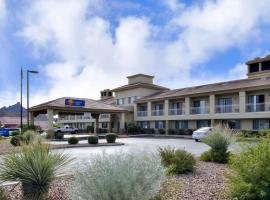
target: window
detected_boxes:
[154,103,164,110]
[155,121,166,129]
[128,96,138,104]
[138,121,150,129]
[247,95,265,112]
[222,120,241,129]
[262,61,270,71]
[102,122,108,129]
[249,63,259,73]
[217,97,232,113]
[116,98,125,105]
[175,121,188,129]
[253,119,270,130]
[197,120,210,129]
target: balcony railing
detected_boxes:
[246,103,269,112]
[137,111,148,117]
[169,108,184,115]
[152,110,164,116]
[215,105,239,113]
[190,107,209,114]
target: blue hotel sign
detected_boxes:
[65,99,85,107]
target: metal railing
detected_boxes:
[190,107,209,114]
[152,110,164,116]
[137,111,148,117]
[215,105,239,113]
[169,108,184,115]
[246,103,269,112]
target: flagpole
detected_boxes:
[20,66,23,131]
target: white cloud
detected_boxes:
[229,64,247,79]
[15,0,270,106]
[163,0,185,11]
[0,0,6,22]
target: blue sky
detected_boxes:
[1,0,270,107]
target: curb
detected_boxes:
[127,134,193,139]
[51,142,124,149]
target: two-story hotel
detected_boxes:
[57,55,270,133]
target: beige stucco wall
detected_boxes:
[128,76,153,84]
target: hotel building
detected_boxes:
[57,55,270,133]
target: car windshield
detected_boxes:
[197,127,210,131]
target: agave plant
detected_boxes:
[0,141,71,200]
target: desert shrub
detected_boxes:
[0,136,3,140]
[21,124,37,133]
[168,129,176,135]
[0,141,71,200]
[88,136,98,144]
[71,151,165,200]
[0,188,8,200]
[106,133,117,143]
[227,140,270,200]
[127,123,141,135]
[158,129,166,135]
[68,137,79,145]
[201,126,234,163]
[158,147,196,175]
[54,132,64,139]
[11,131,20,136]
[23,130,38,144]
[46,129,55,139]
[240,130,259,138]
[86,125,94,133]
[258,129,270,138]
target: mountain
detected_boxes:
[0,102,27,117]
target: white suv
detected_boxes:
[192,127,213,142]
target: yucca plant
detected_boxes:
[0,141,72,200]
[201,126,235,163]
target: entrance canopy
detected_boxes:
[29,97,128,131]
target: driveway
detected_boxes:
[54,138,211,169]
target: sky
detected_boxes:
[1,0,270,107]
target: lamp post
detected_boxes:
[27,70,39,127]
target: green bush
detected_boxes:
[201,126,234,163]
[23,130,38,144]
[0,188,8,200]
[143,128,156,134]
[127,123,141,134]
[0,141,71,200]
[88,136,98,144]
[227,140,270,200]
[239,130,259,138]
[54,132,64,139]
[71,151,165,200]
[258,129,270,138]
[10,135,24,146]
[175,129,193,135]
[68,137,79,145]
[0,136,3,140]
[158,129,166,135]
[106,133,117,143]
[168,129,176,135]
[86,125,94,133]
[11,131,20,136]
[158,147,196,175]
[21,124,37,133]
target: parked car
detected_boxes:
[54,125,78,134]
[0,128,10,137]
[192,127,213,142]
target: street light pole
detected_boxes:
[27,70,39,127]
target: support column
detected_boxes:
[210,94,215,115]
[185,97,190,115]
[92,114,100,135]
[108,114,112,133]
[147,102,151,116]
[165,120,169,135]
[164,100,169,116]
[29,112,35,126]
[239,91,246,114]
[47,109,54,130]
[119,113,125,133]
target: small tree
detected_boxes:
[86,125,94,133]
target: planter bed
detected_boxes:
[51,142,124,149]
[1,161,230,200]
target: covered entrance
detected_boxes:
[29,97,128,133]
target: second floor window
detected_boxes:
[128,96,138,104]
[154,103,164,110]
[116,98,125,105]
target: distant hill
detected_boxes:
[0,102,27,117]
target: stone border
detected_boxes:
[51,142,124,149]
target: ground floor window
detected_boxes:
[102,122,108,129]
[197,120,210,129]
[137,121,150,129]
[222,120,241,129]
[175,120,188,129]
[155,121,166,129]
[253,119,270,130]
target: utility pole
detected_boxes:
[20,67,23,131]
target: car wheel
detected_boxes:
[195,139,199,142]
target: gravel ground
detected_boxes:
[0,142,19,155]
[2,162,230,200]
